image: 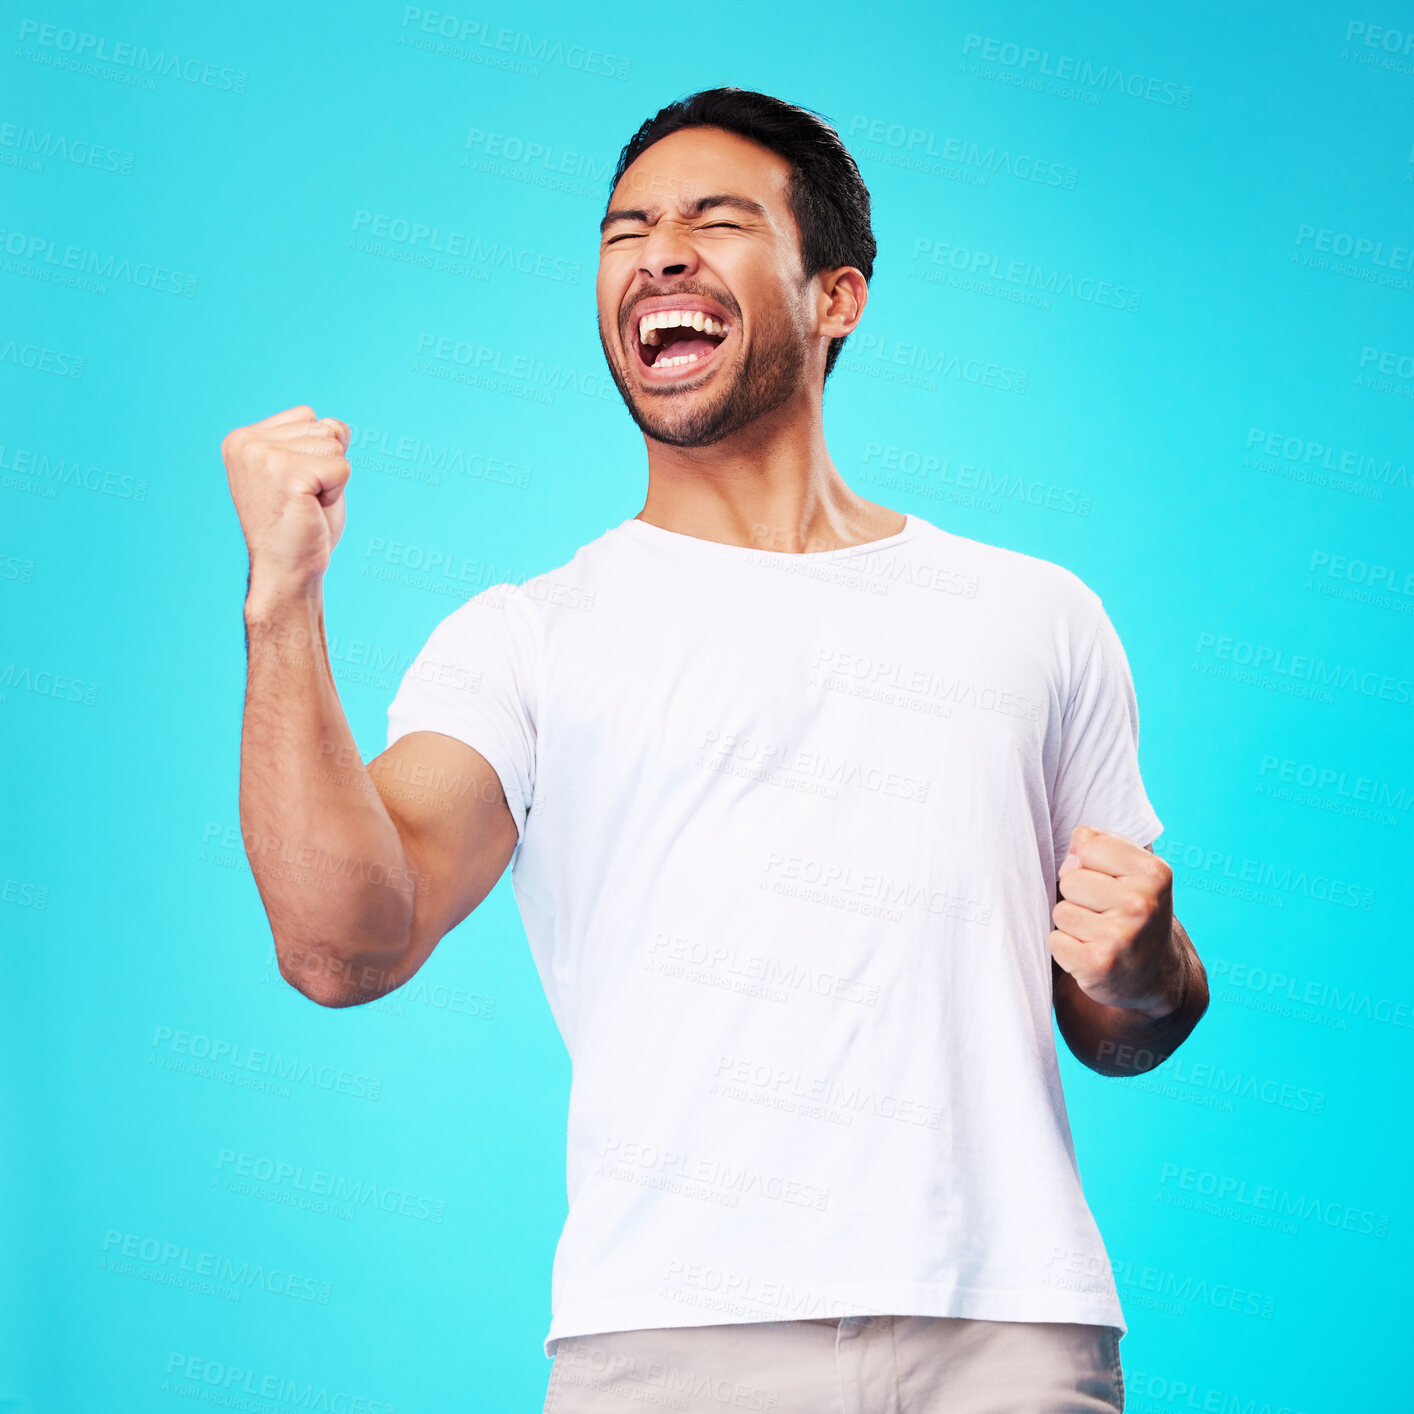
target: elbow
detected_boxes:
[285,972,369,1009]
[276,954,358,1008]
[273,937,402,1009]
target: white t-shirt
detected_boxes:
[386,510,1163,1359]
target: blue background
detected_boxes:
[4,1,1412,1408]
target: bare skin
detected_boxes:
[596,126,903,555]
[223,407,517,1007]
[223,123,1206,1071]
[1051,831,1209,1076]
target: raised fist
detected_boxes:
[222,404,352,597]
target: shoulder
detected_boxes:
[439,525,614,635]
[911,517,1104,619]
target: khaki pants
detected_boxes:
[544,1314,1125,1412]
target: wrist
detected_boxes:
[1130,946,1193,1024]
[244,571,323,626]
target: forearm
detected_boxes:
[1053,917,1209,1077]
[240,581,415,1006]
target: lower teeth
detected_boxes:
[657,353,701,368]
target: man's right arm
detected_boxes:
[242,591,518,1008]
[225,405,517,1008]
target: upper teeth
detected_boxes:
[638,310,729,345]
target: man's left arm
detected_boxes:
[1050,825,1209,1077]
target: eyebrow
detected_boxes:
[599,193,769,235]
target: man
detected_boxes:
[224,88,1207,1413]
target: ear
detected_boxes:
[816,266,868,340]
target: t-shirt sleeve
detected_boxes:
[385,584,536,845]
[1050,595,1163,866]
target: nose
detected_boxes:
[637,220,697,280]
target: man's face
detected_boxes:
[596,126,819,448]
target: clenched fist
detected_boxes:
[222,404,352,600]
[1049,825,1181,1019]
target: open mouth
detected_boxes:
[632,306,732,378]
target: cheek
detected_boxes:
[741,274,802,334]
[594,268,622,326]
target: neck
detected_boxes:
[635,388,903,554]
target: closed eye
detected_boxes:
[606,222,739,244]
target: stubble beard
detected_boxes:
[599,297,811,449]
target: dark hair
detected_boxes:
[610,87,875,381]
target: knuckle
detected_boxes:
[1140,854,1172,884]
[1122,888,1151,918]
[1109,917,1136,950]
